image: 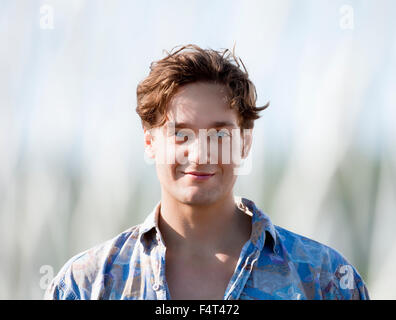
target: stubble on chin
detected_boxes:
[179,186,225,206]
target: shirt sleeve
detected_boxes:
[353,270,370,300]
[43,275,79,300]
[43,256,83,300]
[321,247,370,300]
[339,263,370,300]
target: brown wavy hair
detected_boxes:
[135,44,269,130]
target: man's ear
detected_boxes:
[144,128,156,160]
[241,129,253,159]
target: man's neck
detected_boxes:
[158,191,251,258]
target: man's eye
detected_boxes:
[208,131,230,139]
[175,131,188,138]
[217,131,230,138]
[175,131,191,142]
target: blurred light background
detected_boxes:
[0,0,395,299]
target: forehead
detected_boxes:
[165,82,239,129]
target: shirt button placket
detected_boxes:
[152,244,167,299]
[153,283,160,291]
[154,283,167,300]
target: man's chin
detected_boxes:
[178,191,219,206]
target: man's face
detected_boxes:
[144,81,252,206]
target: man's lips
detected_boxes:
[182,171,215,180]
[184,171,215,176]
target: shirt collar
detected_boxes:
[138,199,162,249]
[139,196,277,253]
[234,196,277,253]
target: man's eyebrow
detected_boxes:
[174,121,237,128]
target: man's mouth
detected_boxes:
[183,171,215,180]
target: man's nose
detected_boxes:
[187,135,209,164]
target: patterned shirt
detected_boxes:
[44,196,370,300]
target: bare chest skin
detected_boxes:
[165,249,241,300]
[161,206,252,300]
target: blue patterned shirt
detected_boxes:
[44,196,370,300]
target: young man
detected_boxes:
[45,44,369,300]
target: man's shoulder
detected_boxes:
[274,225,346,265]
[69,223,142,270]
[271,225,370,299]
[44,224,142,299]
